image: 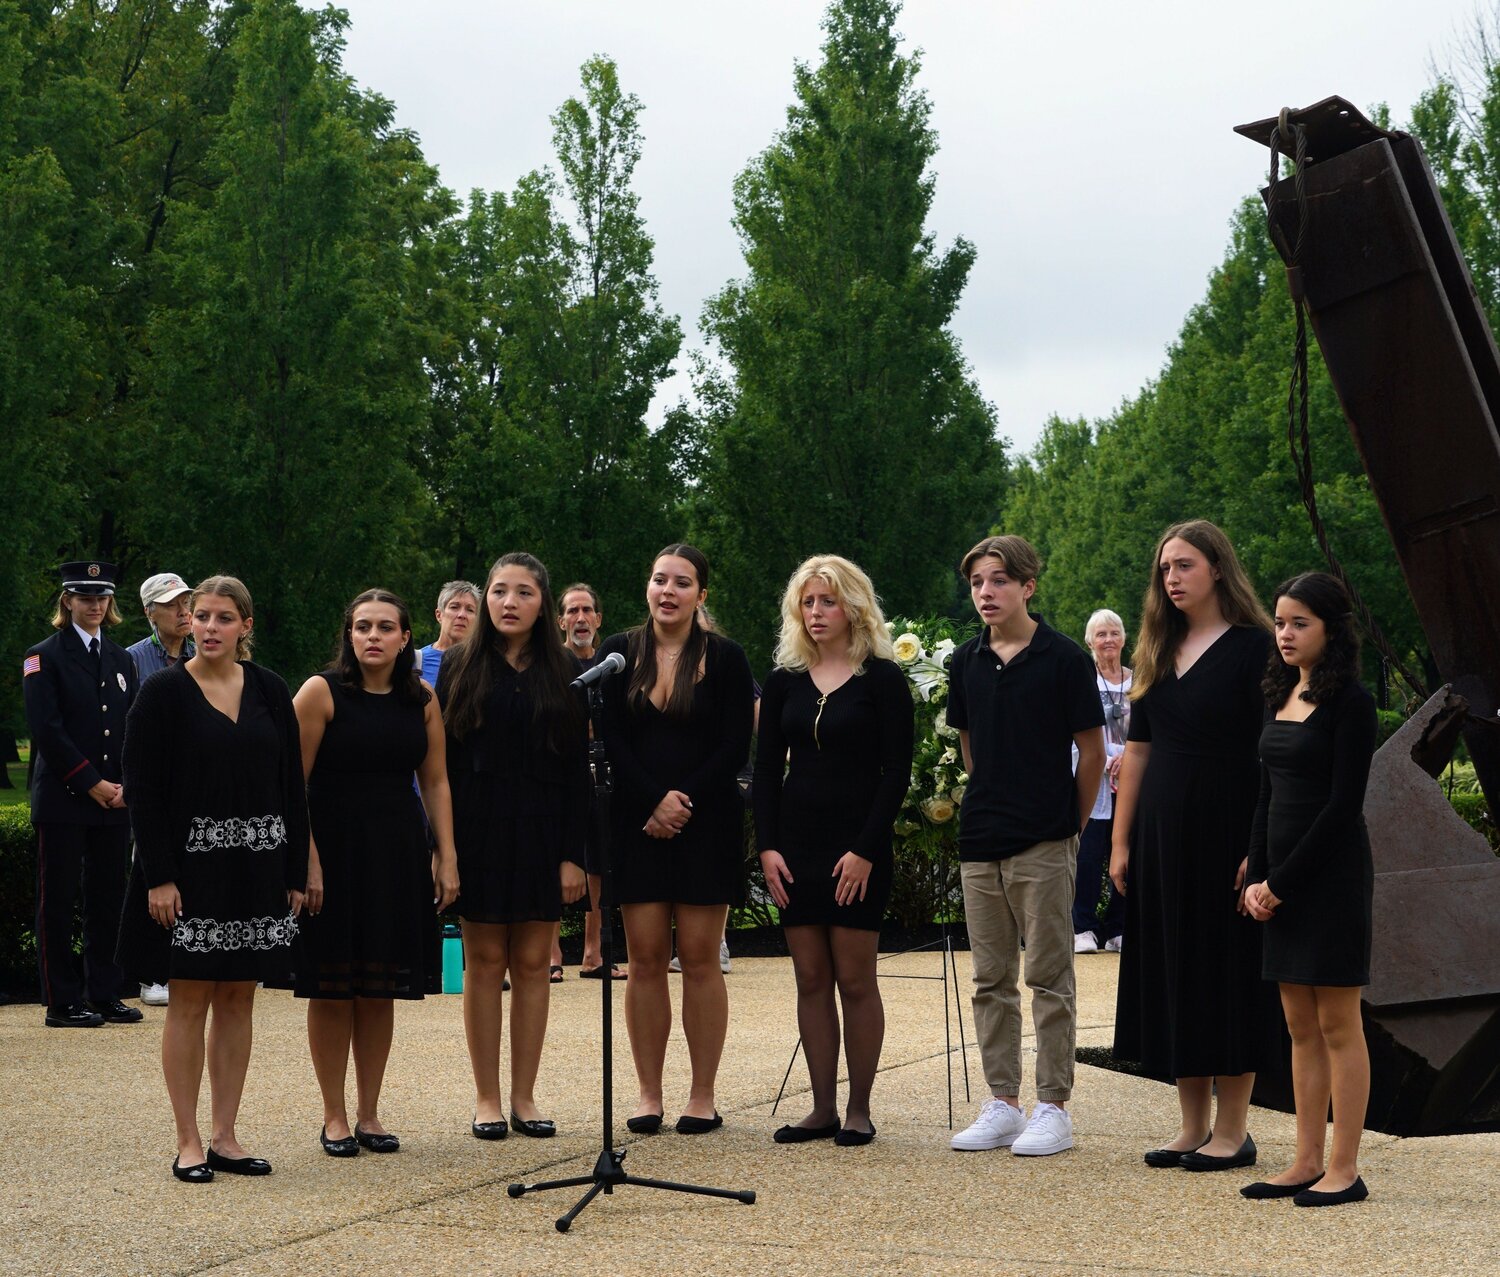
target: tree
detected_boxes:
[695,0,1004,669]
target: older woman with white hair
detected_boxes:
[1073,608,1131,954]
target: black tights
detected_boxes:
[784,925,884,1128]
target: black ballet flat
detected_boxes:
[207,1145,273,1175]
[1241,1177,1320,1199]
[1143,1137,1210,1168]
[675,1112,723,1135]
[471,1116,509,1140]
[773,1122,840,1144]
[625,1112,663,1135]
[1294,1176,1368,1207]
[1180,1134,1257,1172]
[354,1124,400,1153]
[509,1112,557,1138]
[320,1126,360,1158]
[172,1156,213,1184]
[834,1124,876,1147]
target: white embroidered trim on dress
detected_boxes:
[172,913,299,953]
[184,815,286,854]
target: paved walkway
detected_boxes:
[3,951,1496,1276]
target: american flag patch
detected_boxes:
[23,655,41,676]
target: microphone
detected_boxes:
[571,650,626,689]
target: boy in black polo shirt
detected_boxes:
[947,535,1105,1156]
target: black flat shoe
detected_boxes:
[354,1125,400,1153]
[1241,1177,1319,1200]
[320,1126,359,1157]
[1180,1134,1257,1172]
[773,1122,840,1144]
[625,1112,663,1134]
[172,1156,213,1183]
[44,1002,104,1029]
[207,1146,272,1176]
[510,1112,557,1138]
[1294,1176,1368,1207]
[471,1116,508,1140]
[834,1124,876,1147]
[675,1112,723,1135]
[88,998,144,1024]
[1143,1137,1210,1168]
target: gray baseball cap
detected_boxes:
[140,572,192,608]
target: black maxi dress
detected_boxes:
[598,631,754,906]
[1247,680,1377,987]
[293,674,433,999]
[752,661,915,930]
[118,662,308,985]
[1113,625,1277,1080]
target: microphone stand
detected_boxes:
[508,678,756,1232]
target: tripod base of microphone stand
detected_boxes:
[508,1145,756,1232]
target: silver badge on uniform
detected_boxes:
[117,672,127,692]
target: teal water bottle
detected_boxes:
[442,924,464,994]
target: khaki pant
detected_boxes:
[961,837,1078,1103]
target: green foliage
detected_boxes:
[0,805,37,994]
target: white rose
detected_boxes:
[892,632,923,663]
[922,796,956,824]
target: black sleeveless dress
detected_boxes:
[292,674,432,999]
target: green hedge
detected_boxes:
[0,807,36,998]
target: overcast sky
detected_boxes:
[332,0,1486,455]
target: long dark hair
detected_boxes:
[440,552,582,751]
[332,588,428,706]
[1262,571,1361,707]
[626,543,711,722]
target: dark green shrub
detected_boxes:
[0,808,37,998]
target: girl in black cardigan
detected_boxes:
[119,577,308,1183]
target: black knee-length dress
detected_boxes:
[1247,680,1377,987]
[598,631,754,906]
[293,674,433,998]
[118,662,308,984]
[1113,625,1278,1080]
[752,660,914,930]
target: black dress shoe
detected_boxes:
[1241,1177,1320,1199]
[1180,1134,1257,1172]
[471,1117,509,1140]
[207,1146,273,1175]
[1294,1176,1368,1207]
[320,1126,359,1157]
[88,999,144,1024]
[675,1112,723,1135]
[834,1124,876,1147]
[172,1156,214,1184]
[510,1112,557,1138]
[1143,1137,1209,1168]
[625,1112,663,1135]
[45,1003,104,1028]
[773,1122,840,1144]
[354,1125,400,1153]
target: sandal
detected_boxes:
[549,965,564,983]
[579,965,627,980]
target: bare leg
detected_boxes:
[675,903,730,1120]
[1204,1072,1256,1156]
[621,901,672,1119]
[582,874,604,969]
[162,979,214,1165]
[1165,1075,1213,1151]
[206,981,257,1158]
[462,921,508,1124]
[1311,986,1368,1193]
[783,925,839,1128]
[550,921,563,971]
[350,997,396,1134]
[830,926,883,1132]
[307,998,354,1139]
[506,921,555,1121]
[1263,983,1328,1184]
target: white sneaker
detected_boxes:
[668,953,682,973]
[1104,935,1123,953]
[719,938,732,974]
[140,983,169,1006]
[950,1098,1027,1150]
[1073,931,1099,954]
[1012,1103,1074,1156]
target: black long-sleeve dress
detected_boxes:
[752,661,915,930]
[1113,625,1277,1080]
[1247,680,1377,987]
[598,630,754,906]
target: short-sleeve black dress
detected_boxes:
[118,662,308,984]
[598,631,754,906]
[293,674,433,999]
[752,661,915,930]
[1247,680,1377,987]
[1113,625,1278,1080]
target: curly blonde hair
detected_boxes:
[773,554,895,673]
